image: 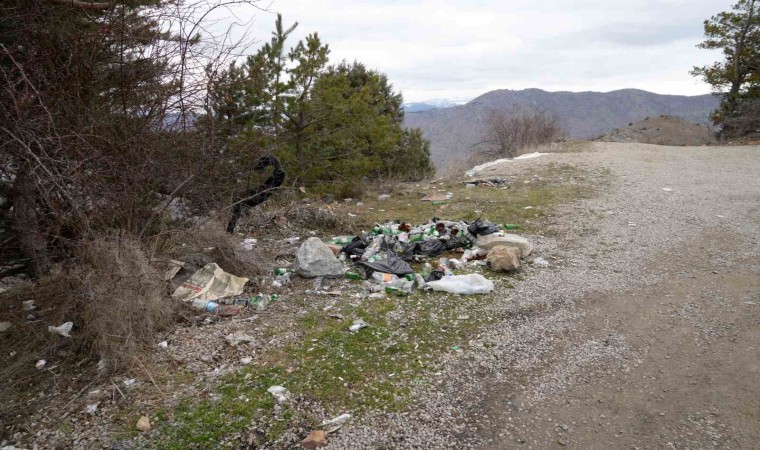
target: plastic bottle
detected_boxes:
[372,272,398,283]
[252,294,278,311]
[191,299,218,312]
[385,280,413,296]
[273,268,294,276]
[344,271,363,280]
[503,224,520,230]
[330,236,356,245]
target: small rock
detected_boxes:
[377,194,391,201]
[301,430,328,449]
[225,333,256,346]
[240,357,253,365]
[532,257,549,268]
[349,319,368,333]
[294,238,344,278]
[86,403,99,415]
[0,321,11,332]
[35,359,46,370]
[475,233,533,256]
[136,416,150,432]
[267,385,290,403]
[487,246,521,271]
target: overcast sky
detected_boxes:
[227,0,731,102]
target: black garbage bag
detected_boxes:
[467,218,500,237]
[444,235,470,250]
[358,251,414,276]
[424,270,445,282]
[392,240,417,262]
[342,236,367,257]
[415,239,445,257]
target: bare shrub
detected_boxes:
[158,221,264,278]
[477,107,565,159]
[721,98,760,139]
[73,236,173,367]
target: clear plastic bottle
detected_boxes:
[191,299,218,312]
[371,272,399,283]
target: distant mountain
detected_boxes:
[402,98,469,112]
[403,88,719,169]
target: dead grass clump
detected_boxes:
[160,221,264,278]
[71,236,173,368]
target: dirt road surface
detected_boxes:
[331,142,759,449]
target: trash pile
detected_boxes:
[288,217,534,297]
[162,217,537,317]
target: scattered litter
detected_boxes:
[123,379,137,387]
[523,206,534,210]
[321,413,352,429]
[745,301,757,306]
[662,187,673,192]
[349,319,369,332]
[427,274,494,295]
[172,263,248,303]
[716,215,725,219]
[35,359,46,370]
[466,153,547,175]
[136,416,151,432]
[251,294,278,311]
[456,315,470,321]
[284,237,300,245]
[377,194,391,201]
[164,260,185,281]
[240,356,253,365]
[267,385,290,403]
[302,430,328,448]
[532,257,550,268]
[22,300,36,311]
[158,341,168,348]
[191,299,218,312]
[48,321,73,337]
[0,322,11,332]
[226,333,256,346]
[421,193,453,202]
[462,178,509,187]
[451,345,462,351]
[240,238,258,250]
[86,403,99,415]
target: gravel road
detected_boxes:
[328,142,760,449]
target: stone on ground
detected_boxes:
[295,237,344,278]
[487,245,521,271]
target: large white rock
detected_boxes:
[487,245,521,271]
[294,237,344,278]
[475,233,533,257]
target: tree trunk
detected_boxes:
[13,171,50,278]
[296,111,305,180]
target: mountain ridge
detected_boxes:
[403,88,719,168]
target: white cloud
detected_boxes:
[226,0,733,102]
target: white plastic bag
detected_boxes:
[426,274,494,295]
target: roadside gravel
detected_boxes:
[327,142,760,449]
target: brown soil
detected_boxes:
[598,115,715,146]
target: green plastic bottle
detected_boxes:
[344,271,363,280]
[503,224,520,230]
